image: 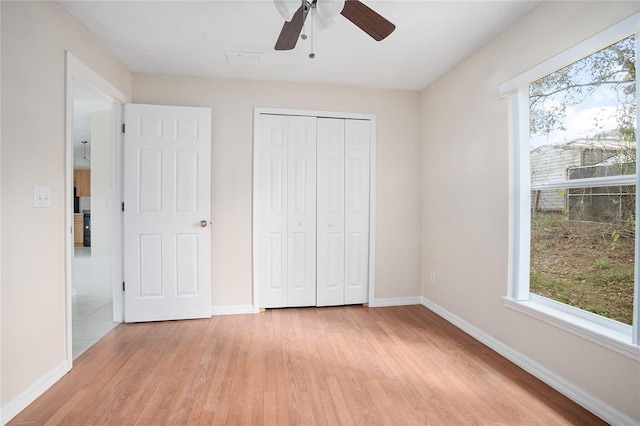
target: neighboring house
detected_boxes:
[531,137,636,222]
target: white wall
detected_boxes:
[132,76,423,308]
[90,109,114,257]
[0,0,131,414]
[421,1,640,422]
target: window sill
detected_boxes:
[503,296,639,360]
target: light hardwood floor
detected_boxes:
[10,305,605,425]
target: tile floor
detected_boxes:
[72,247,118,359]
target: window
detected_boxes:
[501,15,639,353]
[530,35,636,325]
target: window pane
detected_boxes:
[531,188,635,325]
[528,35,636,325]
[530,35,636,183]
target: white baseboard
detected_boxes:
[211,304,255,316]
[373,296,422,307]
[1,360,69,425]
[210,299,423,313]
[420,297,637,426]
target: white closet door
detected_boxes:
[258,115,289,308]
[258,114,316,308]
[316,118,346,306]
[258,113,369,309]
[287,116,317,307]
[344,119,370,304]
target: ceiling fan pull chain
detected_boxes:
[300,0,308,40]
[309,7,315,58]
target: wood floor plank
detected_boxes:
[9,305,607,425]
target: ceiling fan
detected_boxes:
[274,0,395,51]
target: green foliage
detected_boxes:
[588,265,634,286]
[582,305,609,317]
[611,215,636,249]
[593,258,612,270]
[611,229,621,247]
[625,216,636,232]
[530,273,570,304]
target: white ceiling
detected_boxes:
[60,0,539,91]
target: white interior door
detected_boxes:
[123,103,212,322]
[258,114,317,308]
[317,118,346,306]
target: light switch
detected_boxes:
[33,186,51,208]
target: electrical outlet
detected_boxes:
[430,271,436,283]
[33,186,51,208]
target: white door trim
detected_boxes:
[252,107,377,311]
[64,52,130,368]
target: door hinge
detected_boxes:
[121,202,125,212]
[122,282,126,291]
[121,123,126,133]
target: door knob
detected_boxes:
[200,220,208,227]
[329,222,335,227]
[298,221,304,226]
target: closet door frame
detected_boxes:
[252,107,377,311]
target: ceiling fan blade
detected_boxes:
[275,3,309,50]
[340,0,395,41]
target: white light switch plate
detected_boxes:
[33,186,51,208]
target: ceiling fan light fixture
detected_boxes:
[274,0,300,22]
[313,12,334,31]
[316,0,345,19]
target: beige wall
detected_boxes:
[421,1,640,421]
[1,1,132,406]
[133,76,423,307]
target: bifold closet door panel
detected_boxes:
[344,119,370,304]
[258,114,289,308]
[258,114,317,308]
[317,118,346,307]
[286,116,317,307]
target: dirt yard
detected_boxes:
[530,213,635,325]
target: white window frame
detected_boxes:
[501,13,640,359]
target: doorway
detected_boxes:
[70,78,116,358]
[65,53,129,365]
